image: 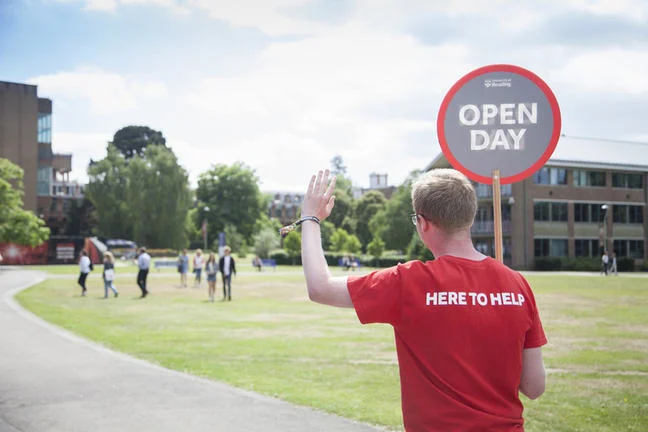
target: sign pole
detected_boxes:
[492,169,503,263]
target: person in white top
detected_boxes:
[601,251,609,276]
[137,247,151,297]
[78,250,92,296]
[193,249,204,287]
[218,246,236,301]
[609,252,618,276]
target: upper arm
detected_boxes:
[520,347,546,399]
[308,276,353,308]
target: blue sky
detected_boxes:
[1,0,648,191]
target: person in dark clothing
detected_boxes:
[136,247,151,297]
[218,246,236,301]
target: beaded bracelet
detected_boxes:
[279,216,321,237]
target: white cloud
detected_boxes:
[550,49,648,94]
[28,68,167,115]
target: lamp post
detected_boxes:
[202,206,210,251]
[600,204,609,254]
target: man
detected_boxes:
[78,250,92,296]
[609,251,618,276]
[601,250,609,276]
[136,247,151,298]
[300,169,547,431]
[218,246,236,301]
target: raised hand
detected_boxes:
[302,169,336,221]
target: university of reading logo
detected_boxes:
[484,78,512,88]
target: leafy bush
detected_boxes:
[534,257,639,272]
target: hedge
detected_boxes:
[534,257,638,272]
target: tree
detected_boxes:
[223,224,245,253]
[283,230,301,264]
[128,145,191,248]
[367,235,385,266]
[330,154,347,176]
[344,234,362,254]
[0,158,50,246]
[196,162,263,242]
[372,184,414,252]
[86,143,191,248]
[253,227,280,259]
[85,144,132,239]
[320,220,335,251]
[330,228,350,252]
[355,190,387,250]
[112,125,166,159]
[407,232,434,261]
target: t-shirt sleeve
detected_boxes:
[347,265,403,326]
[521,278,548,349]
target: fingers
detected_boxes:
[306,174,316,196]
[308,169,332,195]
[324,175,336,198]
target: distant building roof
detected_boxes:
[426,135,648,173]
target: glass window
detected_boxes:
[533,167,567,185]
[475,183,491,198]
[38,113,52,144]
[574,203,588,222]
[613,240,628,257]
[629,240,644,259]
[551,239,568,257]
[534,202,550,221]
[573,170,606,187]
[612,173,643,189]
[613,205,628,223]
[534,239,549,257]
[629,206,644,224]
[551,203,568,222]
[575,239,600,257]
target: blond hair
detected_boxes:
[411,169,477,233]
[104,251,115,264]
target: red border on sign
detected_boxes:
[437,64,561,185]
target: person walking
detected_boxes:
[601,250,609,276]
[219,246,236,301]
[193,249,204,287]
[205,252,218,302]
[609,251,618,276]
[136,247,151,298]
[298,168,547,431]
[102,251,119,298]
[178,249,189,288]
[77,250,92,297]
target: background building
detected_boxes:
[0,80,85,234]
[426,136,648,269]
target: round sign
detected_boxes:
[437,64,561,184]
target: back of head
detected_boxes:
[411,169,477,233]
[140,247,147,254]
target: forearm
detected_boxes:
[301,221,351,307]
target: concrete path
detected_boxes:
[0,270,384,432]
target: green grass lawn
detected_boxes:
[14,269,648,431]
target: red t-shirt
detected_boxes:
[347,256,547,432]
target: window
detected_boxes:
[612,173,643,189]
[629,206,644,224]
[38,113,52,144]
[37,166,51,196]
[629,240,644,259]
[551,239,568,257]
[575,239,600,257]
[573,170,606,187]
[533,167,567,185]
[534,202,549,221]
[612,240,645,258]
[574,203,605,223]
[551,203,568,222]
[534,202,567,222]
[534,239,568,257]
[613,205,627,223]
[534,239,549,257]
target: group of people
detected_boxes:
[601,250,619,276]
[177,247,236,302]
[77,247,151,298]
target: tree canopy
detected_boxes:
[0,158,50,246]
[112,125,167,159]
[85,143,190,248]
[195,162,264,241]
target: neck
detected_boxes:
[428,230,486,261]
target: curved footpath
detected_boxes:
[0,270,383,432]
